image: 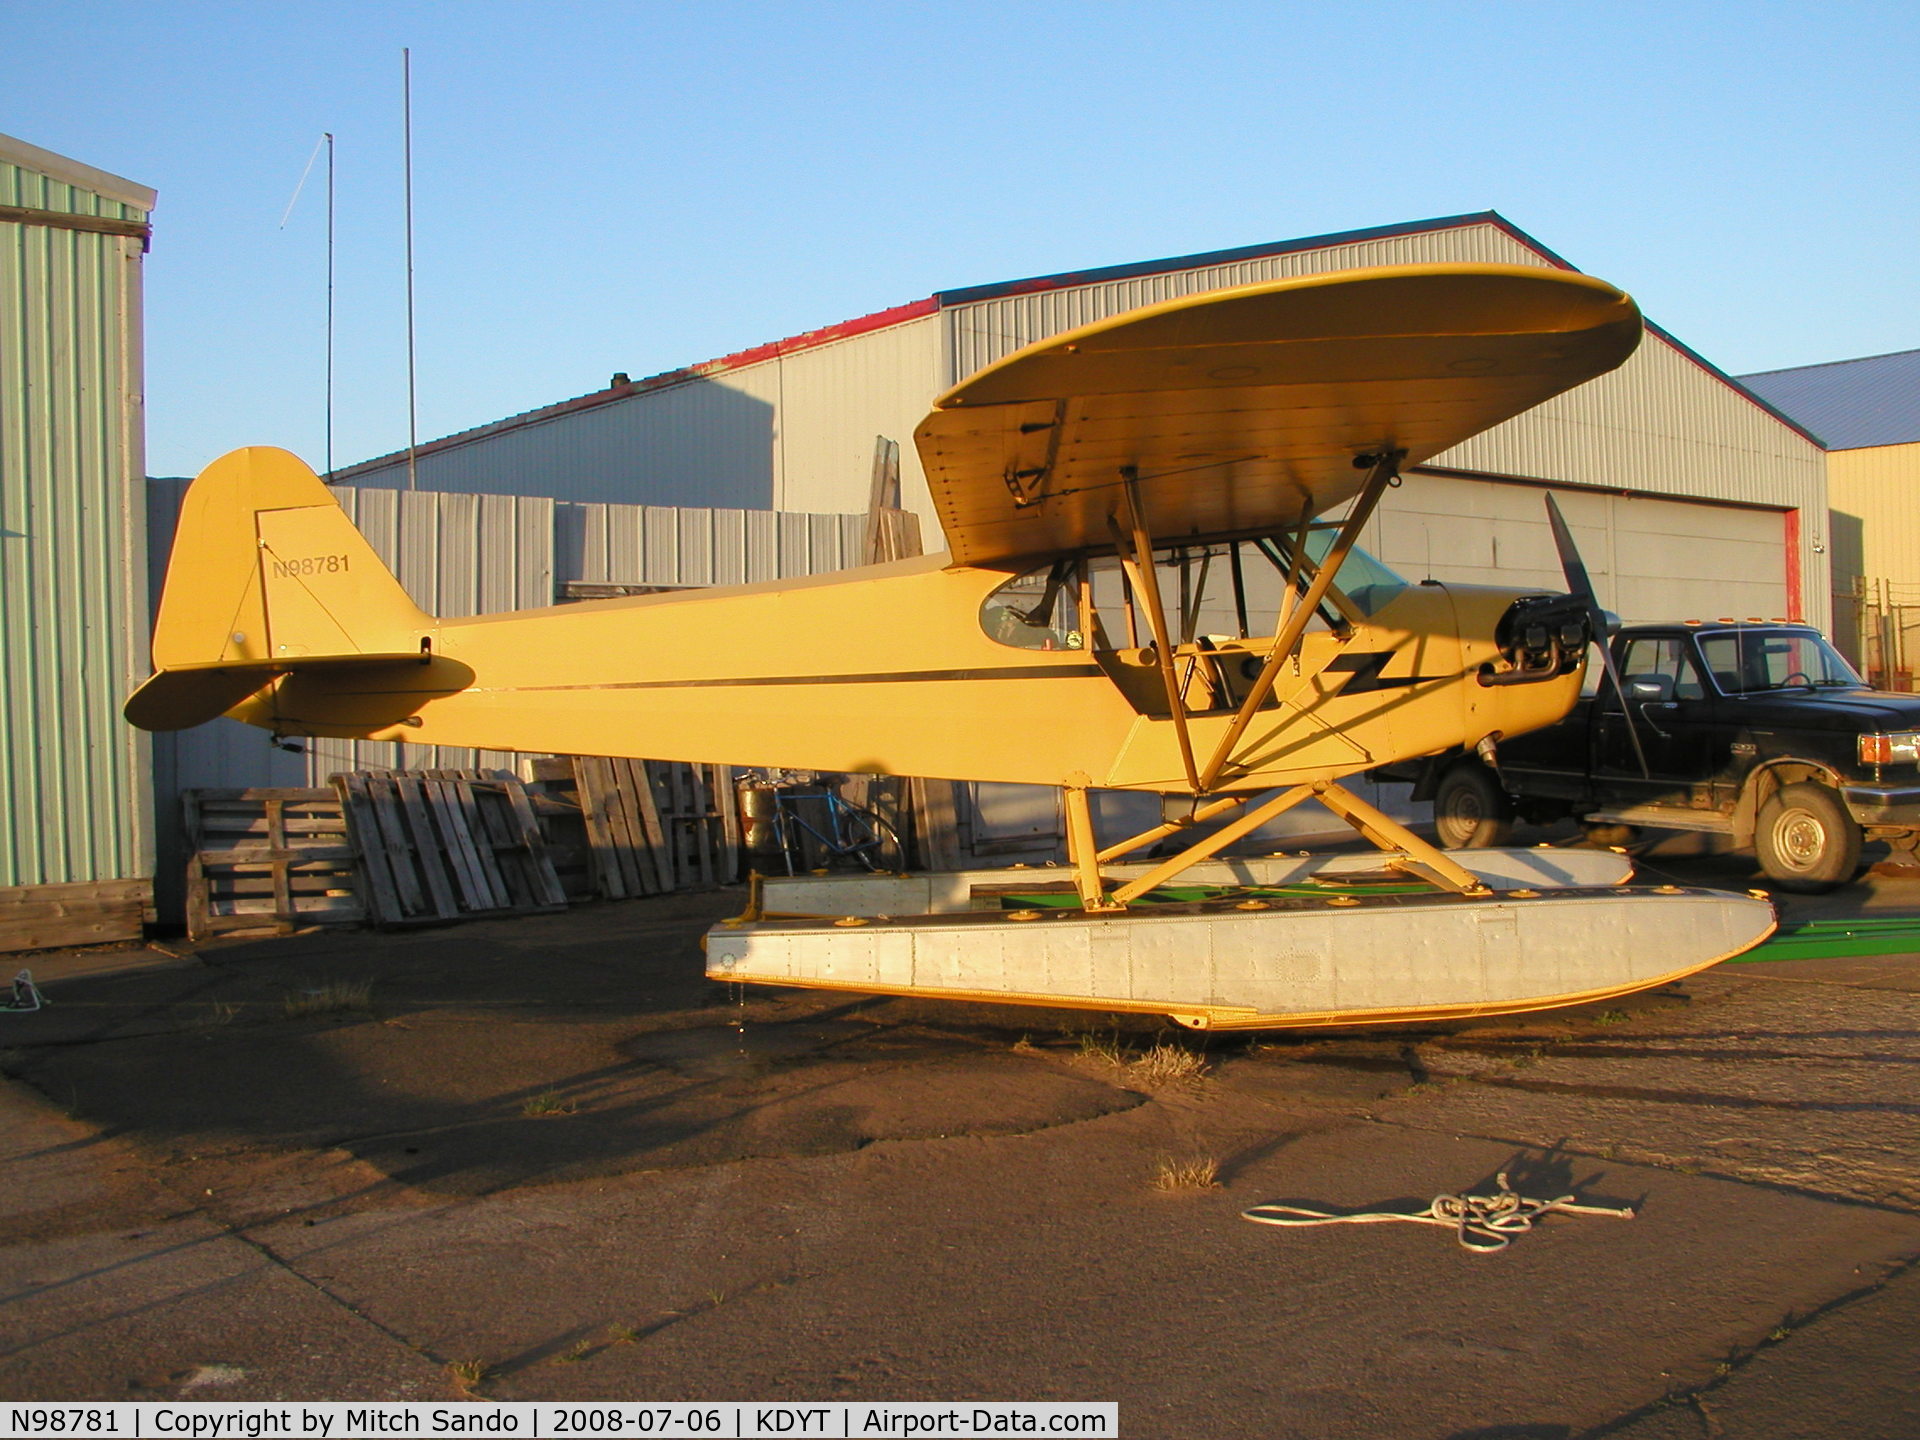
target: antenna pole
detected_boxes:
[403,47,418,492]
[325,132,335,482]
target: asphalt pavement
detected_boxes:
[1,842,1916,1439]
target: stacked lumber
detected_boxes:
[183,788,361,940]
[0,878,152,953]
[570,757,740,898]
[332,770,567,927]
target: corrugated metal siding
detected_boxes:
[945,222,1550,378]
[0,147,152,888]
[1828,441,1920,589]
[557,500,863,588]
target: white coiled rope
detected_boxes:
[1243,1171,1634,1253]
[5,969,47,1013]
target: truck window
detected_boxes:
[1610,637,1706,706]
[1697,631,1860,694]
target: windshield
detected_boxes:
[1302,531,1409,616]
[1697,630,1861,695]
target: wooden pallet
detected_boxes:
[332,769,567,926]
[571,758,740,898]
[183,788,362,940]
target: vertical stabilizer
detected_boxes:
[129,447,433,730]
[152,446,429,669]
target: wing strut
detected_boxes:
[1109,468,1203,791]
[1196,450,1404,792]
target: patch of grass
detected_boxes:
[522,1090,578,1118]
[1010,1035,1040,1056]
[555,1340,592,1365]
[1152,1155,1220,1192]
[1075,1029,1128,1065]
[447,1358,491,1392]
[1128,1042,1209,1087]
[1592,1008,1630,1026]
[606,1324,640,1345]
[283,979,372,1019]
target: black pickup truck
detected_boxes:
[1378,620,1920,892]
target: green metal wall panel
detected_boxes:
[0,138,153,887]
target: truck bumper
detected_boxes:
[1839,784,1920,830]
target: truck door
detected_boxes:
[1595,635,1717,807]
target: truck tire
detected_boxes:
[1755,782,1862,893]
[1434,760,1515,849]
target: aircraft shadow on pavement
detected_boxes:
[6,896,1145,1203]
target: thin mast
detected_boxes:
[403,47,418,492]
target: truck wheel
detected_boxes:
[1755,782,1862,893]
[1434,761,1515,849]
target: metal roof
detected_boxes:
[0,130,155,210]
[1738,348,1920,451]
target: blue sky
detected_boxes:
[10,1,1918,478]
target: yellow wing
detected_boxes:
[914,262,1642,567]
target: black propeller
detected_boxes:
[1545,493,1649,778]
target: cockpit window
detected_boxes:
[1301,530,1410,616]
[980,564,1084,651]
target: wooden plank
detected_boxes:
[500,775,570,908]
[451,778,512,908]
[594,757,640,899]
[909,777,961,872]
[374,774,436,919]
[572,757,626,900]
[335,774,408,924]
[195,844,358,866]
[205,875,356,897]
[634,760,672,891]
[471,782,534,910]
[710,771,729,887]
[603,758,649,896]
[691,766,715,887]
[424,778,492,911]
[673,763,699,886]
[0,877,152,908]
[628,758,667,895]
[265,799,294,919]
[393,774,461,918]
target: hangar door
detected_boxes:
[1369,474,1792,627]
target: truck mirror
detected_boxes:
[1628,675,1674,702]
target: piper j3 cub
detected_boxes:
[129,262,1775,1030]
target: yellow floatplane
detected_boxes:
[129,263,1775,1028]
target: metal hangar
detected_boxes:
[336,211,1827,633]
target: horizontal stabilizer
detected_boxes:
[123,653,431,731]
